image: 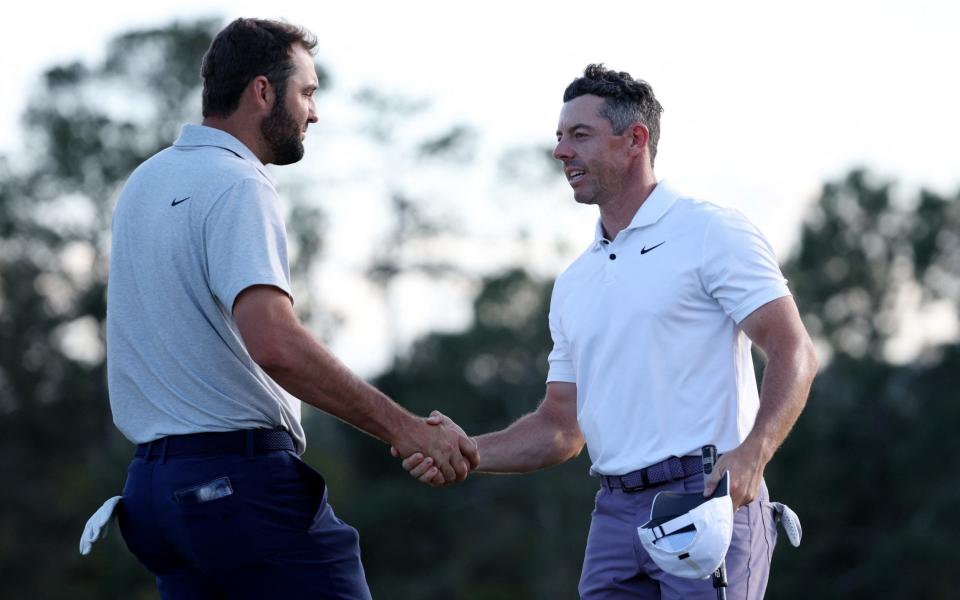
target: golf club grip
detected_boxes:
[701,444,717,478]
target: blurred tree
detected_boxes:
[355,88,477,356]
[787,169,960,362]
[765,170,960,598]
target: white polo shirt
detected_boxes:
[546,181,790,475]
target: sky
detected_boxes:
[3,0,959,375]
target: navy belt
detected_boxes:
[600,455,704,493]
[135,429,294,459]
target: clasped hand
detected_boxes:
[390,411,477,486]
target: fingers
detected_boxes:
[451,451,469,482]
[395,411,479,486]
[459,435,480,470]
[418,466,441,485]
[435,451,457,482]
[408,455,434,478]
[706,451,759,508]
[703,467,721,497]
[401,452,425,471]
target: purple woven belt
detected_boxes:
[600,455,704,492]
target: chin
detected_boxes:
[573,191,599,206]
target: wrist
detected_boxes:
[740,434,774,466]
[387,410,424,454]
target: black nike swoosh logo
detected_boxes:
[640,242,665,254]
[171,196,191,207]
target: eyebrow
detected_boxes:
[556,123,595,137]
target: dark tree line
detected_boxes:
[1,19,958,600]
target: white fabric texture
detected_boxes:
[546,181,791,474]
[637,493,734,580]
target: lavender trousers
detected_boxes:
[579,472,778,600]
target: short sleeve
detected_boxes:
[204,178,293,311]
[700,208,790,323]
[546,283,577,383]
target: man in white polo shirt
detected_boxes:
[398,64,818,599]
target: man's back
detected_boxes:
[107,124,304,450]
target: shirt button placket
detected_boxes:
[604,243,617,284]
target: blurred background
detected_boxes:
[1,2,958,598]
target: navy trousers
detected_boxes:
[117,433,371,599]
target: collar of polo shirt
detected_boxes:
[591,180,681,251]
[174,124,278,187]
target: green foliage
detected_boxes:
[765,172,960,598]
[786,169,960,361]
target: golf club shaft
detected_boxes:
[702,445,727,600]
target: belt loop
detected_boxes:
[159,437,169,465]
[144,440,154,461]
[245,430,254,460]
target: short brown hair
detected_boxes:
[201,18,317,118]
[563,64,663,166]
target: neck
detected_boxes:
[201,116,270,164]
[598,172,658,240]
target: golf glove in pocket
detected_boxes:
[79,495,122,555]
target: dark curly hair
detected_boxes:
[201,18,317,118]
[563,64,663,166]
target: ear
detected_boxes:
[628,122,650,157]
[248,75,275,113]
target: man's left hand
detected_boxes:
[703,442,766,509]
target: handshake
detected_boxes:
[390,411,478,486]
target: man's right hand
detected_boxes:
[392,411,478,484]
[391,411,476,486]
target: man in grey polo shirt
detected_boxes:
[399,65,818,599]
[104,18,478,599]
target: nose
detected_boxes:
[307,98,319,124]
[554,139,573,162]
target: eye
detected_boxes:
[574,132,588,139]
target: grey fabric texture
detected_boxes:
[107,124,305,452]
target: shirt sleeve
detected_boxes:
[204,178,293,311]
[700,208,791,324]
[546,281,577,383]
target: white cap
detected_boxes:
[637,473,734,580]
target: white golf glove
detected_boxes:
[79,496,122,555]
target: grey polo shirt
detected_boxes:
[107,124,306,452]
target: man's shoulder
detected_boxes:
[124,142,272,197]
[666,193,728,222]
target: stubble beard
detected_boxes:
[261,91,305,166]
[574,177,611,207]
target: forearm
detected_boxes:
[475,401,584,473]
[742,340,818,464]
[261,323,419,449]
